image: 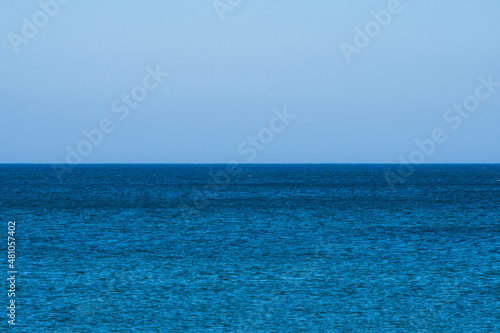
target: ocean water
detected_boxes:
[1,164,499,332]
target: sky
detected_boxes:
[1,0,499,164]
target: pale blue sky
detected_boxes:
[1,0,499,163]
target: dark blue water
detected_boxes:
[1,164,499,332]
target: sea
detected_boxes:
[1,164,499,332]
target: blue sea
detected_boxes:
[1,164,499,332]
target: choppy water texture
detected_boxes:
[1,164,499,332]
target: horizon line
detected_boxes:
[1,163,500,165]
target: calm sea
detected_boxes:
[1,164,499,332]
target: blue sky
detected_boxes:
[1,0,499,163]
